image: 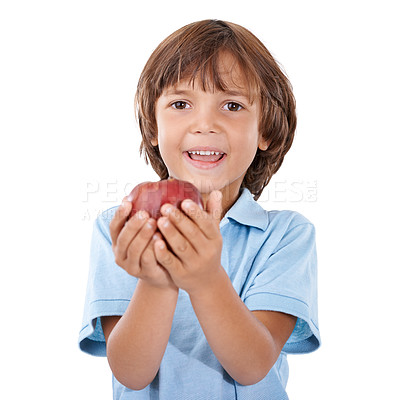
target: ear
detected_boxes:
[258,138,269,151]
[150,137,158,146]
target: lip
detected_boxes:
[185,146,226,153]
[183,150,227,170]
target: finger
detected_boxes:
[179,191,222,240]
[160,203,201,241]
[157,215,196,259]
[152,231,163,243]
[110,200,132,245]
[114,211,151,263]
[139,232,159,270]
[154,238,180,274]
[205,190,223,221]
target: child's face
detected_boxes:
[153,52,268,206]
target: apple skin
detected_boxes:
[127,178,203,220]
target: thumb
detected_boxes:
[206,190,223,221]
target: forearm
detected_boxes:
[106,279,179,390]
[189,267,278,385]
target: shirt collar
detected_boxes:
[221,188,269,231]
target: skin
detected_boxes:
[102,53,296,390]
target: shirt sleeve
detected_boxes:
[243,221,320,354]
[78,208,138,356]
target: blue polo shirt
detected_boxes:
[79,188,320,399]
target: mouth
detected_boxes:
[183,148,227,169]
[187,150,225,162]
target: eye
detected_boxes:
[171,101,189,110]
[223,102,243,112]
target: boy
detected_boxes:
[79,19,320,399]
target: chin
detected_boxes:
[187,177,222,195]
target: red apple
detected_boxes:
[127,178,203,219]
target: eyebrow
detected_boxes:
[224,90,249,98]
[163,89,190,96]
[163,88,250,99]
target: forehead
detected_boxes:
[211,52,245,81]
[167,51,257,100]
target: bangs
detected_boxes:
[177,51,259,103]
[150,22,261,103]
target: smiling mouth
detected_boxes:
[186,150,225,162]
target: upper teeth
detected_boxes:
[188,150,222,155]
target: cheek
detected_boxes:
[156,114,179,143]
[158,137,171,164]
[157,134,178,176]
[231,123,259,165]
[157,127,176,155]
[234,120,259,148]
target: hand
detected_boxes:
[153,190,224,295]
[109,199,177,290]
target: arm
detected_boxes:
[188,268,296,385]
[103,200,179,390]
[103,281,178,390]
[153,191,296,385]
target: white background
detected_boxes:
[1,0,399,398]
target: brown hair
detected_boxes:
[135,19,296,200]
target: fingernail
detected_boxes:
[121,201,130,214]
[146,219,156,229]
[182,199,193,209]
[159,217,169,227]
[152,233,161,241]
[137,210,148,220]
[161,204,173,215]
[214,191,222,201]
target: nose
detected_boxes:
[190,105,220,135]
